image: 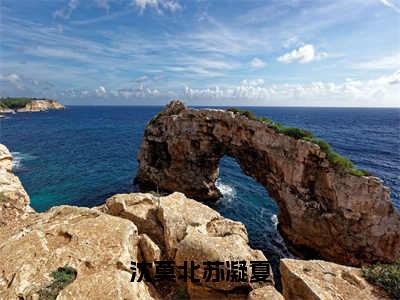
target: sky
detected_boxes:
[0,0,399,107]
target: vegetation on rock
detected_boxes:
[0,97,33,109]
[38,266,77,300]
[149,111,163,125]
[227,107,371,176]
[362,258,400,299]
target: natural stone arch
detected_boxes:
[135,100,400,266]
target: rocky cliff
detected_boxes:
[135,100,400,267]
[0,99,65,113]
[16,99,65,112]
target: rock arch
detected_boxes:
[135,100,400,266]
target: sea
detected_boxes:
[1,106,399,280]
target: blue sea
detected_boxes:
[1,106,399,276]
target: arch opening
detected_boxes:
[209,155,293,288]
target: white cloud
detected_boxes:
[133,0,182,14]
[95,86,107,96]
[28,46,88,61]
[94,0,111,11]
[0,73,20,84]
[0,73,23,90]
[283,36,299,48]
[379,0,400,12]
[117,84,160,98]
[250,57,266,69]
[353,53,400,70]
[135,75,149,82]
[53,0,79,20]
[241,79,265,87]
[277,44,327,64]
[184,70,400,106]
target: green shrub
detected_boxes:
[362,258,400,299]
[0,97,32,109]
[38,266,77,300]
[349,169,372,177]
[227,107,372,177]
[280,127,313,139]
[149,112,163,125]
[173,285,189,300]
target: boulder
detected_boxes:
[103,192,278,299]
[104,193,164,247]
[0,205,161,300]
[280,259,392,300]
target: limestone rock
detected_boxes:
[157,192,221,259]
[104,193,164,247]
[135,100,400,266]
[0,144,31,212]
[0,168,31,210]
[0,144,13,171]
[0,107,14,113]
[140,234,161,263]
[280,259,392,300]
[175,224,271,293]
[248,286,284,300]
[103,192,277,299]
[0,205,161,300]
[16,99,65,112]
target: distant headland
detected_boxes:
[0,97,65,114]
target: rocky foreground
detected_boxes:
[0,99,65,113]
[135,101,400,267]
[0,144,394,299]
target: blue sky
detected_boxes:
[0,0,399,106]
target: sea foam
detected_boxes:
[216,178,236,203]
[11,152,36,170]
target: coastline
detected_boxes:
[0,102,398,299]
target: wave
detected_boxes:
[270,214,278,227]
[215,178,236,204]
[11,152,36,171]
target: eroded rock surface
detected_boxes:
[135,100,400,266]
[0,144,34,243]
[0,205,161,300]
[102,192,277,299]
[280,259,392,300]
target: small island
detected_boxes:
[0,97,65,114]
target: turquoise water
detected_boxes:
[1,106,399,273]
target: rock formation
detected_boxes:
[135,100,400,266]
[16,99,65,112]
[101,192,276,299]
[0,99,65,113]
[280,259,392,299]
[0,144,31,211]
[0,107,14,114]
